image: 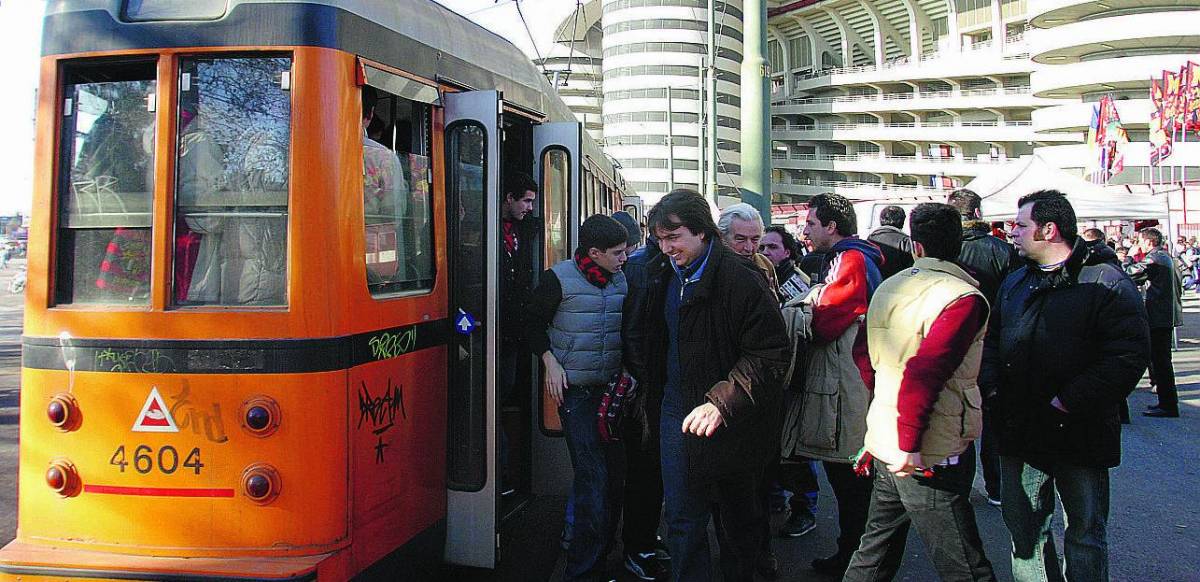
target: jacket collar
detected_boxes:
[912,257,980,288]
[1030,237,1089,289]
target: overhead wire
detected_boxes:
[514,0,547,76]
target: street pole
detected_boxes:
[698,59,706,200]
[740,0,772,223]
[667,87,675,192]
[707,0,718,206]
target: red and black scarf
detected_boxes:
[574,249,612,288]
[502,220,518,255]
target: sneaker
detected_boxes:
[987,496,1003,507]
[1144,407,1180,418]
[625,551,668,581]
[779,509,817,538]
[811,554,851,576]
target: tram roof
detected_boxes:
[42,0,576,122]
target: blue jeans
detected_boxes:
[560,385,623,581]
[660,402,762,582]
[1000,456,1110,582]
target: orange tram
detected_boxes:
[0,1,633,579]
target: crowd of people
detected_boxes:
[501,180,1177,581]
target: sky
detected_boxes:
[0,0,553,217]
[0,0,46,216]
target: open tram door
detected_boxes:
[443,89,502,568]
[530,121,583,494]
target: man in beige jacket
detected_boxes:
[844,203,996,582]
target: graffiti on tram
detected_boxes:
[357,378,407,463]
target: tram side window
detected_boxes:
[173,55,291,307]
[55,61,157,305]
[362,86,434,296]
[543,148,570,264]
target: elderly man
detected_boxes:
[981,190,1148,581]
[718,203,778,293]
[716,202,785,578]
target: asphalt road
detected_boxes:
[0,260,1197,581]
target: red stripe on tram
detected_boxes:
[83,484,236,497]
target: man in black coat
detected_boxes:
[866,205,914,279]
[947,188,1019,504]
[1127,227,1183,418]
[980,190,1149,582]
[629,190,789,582]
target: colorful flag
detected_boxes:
[1150,77,1173,166]
[1188,61,1200,132]
[1084,103,1101,177]
[1164,69,1183,133]
[1101,95,1128,179]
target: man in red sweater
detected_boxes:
[801,193,883,576]
[844,203,996,581]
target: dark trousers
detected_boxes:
[979,400,1002,499]
[561,385,625,581]
[661,404,764,582]
[1149,327,1178,411]
[780,458,821,513]
[823,460,875,560]
[844,444,996,582]
[621,399,663,555]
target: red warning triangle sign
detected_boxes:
[132,387,178,433]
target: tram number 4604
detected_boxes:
[109,445,203,475]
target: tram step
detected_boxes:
[0,541,330,581]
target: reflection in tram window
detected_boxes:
[361,87,434,296]
[173,55,291,307]
[54,60,156,305]
[542,148,570,264]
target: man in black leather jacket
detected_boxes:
[1126,227,1183,418]
[946,188,1019,504]
[980,190,1149,582]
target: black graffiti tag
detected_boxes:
[357,379,406,463]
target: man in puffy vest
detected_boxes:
[845,203,996,581]
[526,214,630,581]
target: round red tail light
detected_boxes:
[47,393,80,431]
[241,464,281,504]
[240,396,280,437]
[46,459,80,497]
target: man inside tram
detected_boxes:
[498,171,539,494]
[361,87,409,287]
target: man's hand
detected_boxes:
[682,402,725,438]
[887,452,924,478]
[543,353,568,406]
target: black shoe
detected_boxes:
[653,535,670,561]
[756,550,780,580]
[1144,407,1180,418]
[811,554,851,576]
[625,551,668,581]
[779,509,817,538]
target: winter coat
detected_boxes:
[499,216,539,343]
[980,238,1150,469]
[781,238,884,463]
[867,225,914,280]
[635,241,790,483]
[957,220,1018,309]
[1126,248,1183,329]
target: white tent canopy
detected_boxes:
[966,156,1168,221]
